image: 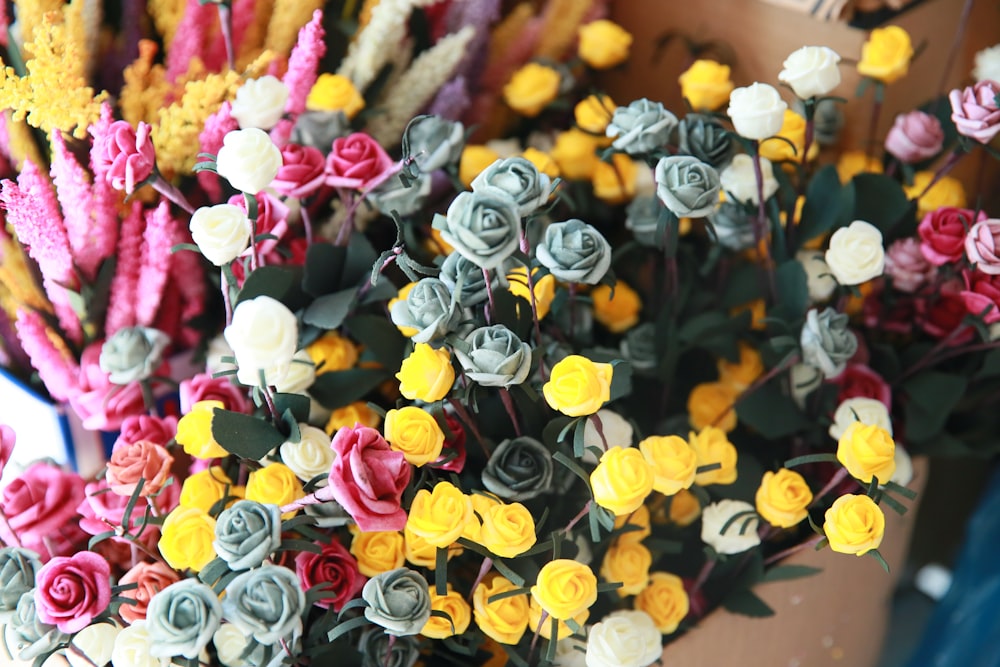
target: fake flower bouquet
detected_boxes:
[0,2,999,667]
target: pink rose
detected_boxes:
[71,343,147,431]
[227,191,289,258]
[117,561,180,623]
[325,133,395,191]
[294,540,366,611]
[180,373,252,414]
[884,111,944,164]
[94,120,157,194]
[965,218,1000,275]
[915,282,976,344]
[0,462,85,559]
[950,80,1000,144]
[115,414,178,449]
[961,270,1000,324]
[432,414,467,473]
[272,144,327,199]
[77,479,160,550]
[34,552,111,633]
[106,439,174,497]
[329,425,411,532]
[830,363,892,409]
[884,237,934,292]
[0,424,14,478]
[918,207,988,266]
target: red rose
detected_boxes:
[917,207,987,266]
[294,540,366,611]
[180,373,252,414]
[115,414,178,449]
[961,270,1000,324]
[432,413,467,473]
[329,425,411,532]
[106,439,174,497]
[325,133,395,191]
[273,143,327,199]
[862,287,916,336]
[1,462,85,560]
[830,363,892,409]
[34,552,111,633]
[227,191,289,256]
[117,561,180,623]
[915,282,976,344]
[93,120,156,194]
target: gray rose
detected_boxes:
[435,188,522,270]
[389,278,462,344]
[606,99,678,155]
[655,155,721,218]
[677,114,736,168]
[361,568,431,636]
[800,308,858,378]
[454,325,532,388]
[222,564,305,646]
[360,627,419,667]
[369,172,432,217]
[7,591,67,660]
[625,195,664,248]
[707,201,756,251]
[482,436,553,501]
[471,157,550,216]
[147,579,223,659]
[535,220,612,285]
[402,115,465,172]
[290,110,349,154]
[799,98,844,146]
[213,501,282,571]
[304,496,353,528]
[439,252,508,307]
[620,322,657,371]
[0,548,41,617]
[99,326,170,384]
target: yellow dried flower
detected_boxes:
[120,40,172,127]
[265,0,324,57]
[147,0,187,47]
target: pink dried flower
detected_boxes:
[93,120,157,194]
[136,201,177,326]
[13,308,80,402]
[283,10,327,117]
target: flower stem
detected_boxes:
[221,267,233,326]
[936,0,975,102]
[301,203,314,246]
[764,534,824,566]
[216,2,235,71]
[589,413,608,451]
[467,556,494,604]
[528,609,550,664]
[811,467,850,507]
[750,141,776,302]
[563,499,592,534]
[865,84,884,163]
[915,148,966,201]
[448,398,491,457]
[498,387,521,436]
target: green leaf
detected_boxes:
[302,243,346,297]
[303,289,357,329]
[796,165,843,245]
[211,408,287,460]
[869,549,890,573]
[309,368,390,410]
[975,349,1000,380]
[344,315,407,370]
[342,232,380,287]
[722,589,775,618]
[762,564,822,583]
[678,311,731,344]
[903,372,967,443]
[273,393,311,424]
[785,453,840,467]
[770,261,809,322]
[851,173,910,236]
[736,383,812,439]
[608,359,633,402]
[236,265,296,305]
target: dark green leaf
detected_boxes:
[344,315,407,370]
[211,408,287,460]
[975,349,1000,380]
[342,233,380,287]
[309,368,390,410]
[796,165,843,245]
[302,243,346,297]
[236,265,299,305]
[273,393,311,424]
[770,260,809,322]
[722,589,775,618]
[903,372,967,443]
[736,383,812,439]
[785,453,839,467]
[303,289,357,329]
[761,564,822,583]
[851,173,910,236]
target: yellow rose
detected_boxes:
[473,574,529,645]
[325,401,382,435]
[731,298,767,331]
[396,344,455,403]
[306,332,358,375]
[687,381,738,433]
[530,559,598,620]
[678,59,734,111]
[857,25,914,84]
[480,502,537,558]
[639,435,697,496]
[305,73,365,118]
[175,400,228,459]
[421,585,472,639]
[836,150,884,184]
[384,406,445,466]
[542,355,613,417]
[459,145,501,188]
[463,492,503,543]
[759,110,819,163]
[521,147,560,179]
[506,266,556,320]
[836,421,896,484]
[591,281,642,333]
[406,481,472,548]
[591,446,655,516]
[551,129,601,180]
[904,172,967,218]
[179,466,237,512]
[592,153,638,205]
[689,426,738,486]
[634,572,690,634]
[755,469,813,528]
[246,462,304,518]
[528,598,589,640]
[717,342,764,391]
[600,540,652,596]
[614,504,651,543]
[823,493,885,556]
[668,489,702,526]
[575,94,617,135]
[578,20,632,69]
[349,529,405,577]
[502,62,561,117]
[404,525,462,569]
[158,505,216,572]
[427,227,455,256]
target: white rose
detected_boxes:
[701,499,761,555]
[828,397,893,441]
[205,334,237,376]
[790,363,823,409]
[973,44,1000,84]
[112,621,169,667]
[224,296,299,387]
[585,610,661,667]
[270,350,316,395]
[719,153,778,205]
[778,46,842,99]
[825,220,885,286]
[582,409,634,464]
[189,204,252,266]
[796,250,837,303]
[280,424,334,483]
[890,444,913,487]
[216,128,283,195]
[727,82,788,140]
[67,622,120,667]
[213,623,252,667]
[230,75,289,131]
[554,636,589,667]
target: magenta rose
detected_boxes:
[325,133,395,191]
[180,373,252,414]
[0,462,85,559]
[328,425,411,532]
[294,540,366,611]
[34,552,111,633]
[432,414,467,473]
[830,363,892,409]
[915,282,976,344]
[884,111,944,164]
[0,424,14,477]
[227,190,289,257]
[961,270,1000,324]
[94,120,157,194]
[115,414,178,449]
[884,237,934,293]
[950,80,1000,144]
[965,218,1000,275]
[918,207,988,266]
[272,143,327,198]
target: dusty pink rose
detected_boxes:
[830,363,892,409]
[180,373,253,414]
[884,111,944,163]
[272,143,327,198]
[34,552,111,633]
[117,561,181,623]
[917,207,988,266]
[965,218,1000,274]
[78,479,156,544]
[106,439,174,497]
[0,424,14,477]
[0,462,85,559]
[295,540,366,611]
[884,238,934,292]
[950,80,1000,144]
[325,133,395,191]
[94,120,157,194]
[961,270,1000,323]
[70,343,148,431]
[115,414,178,449]
[915,281,976,344]
[328,425,411,532]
